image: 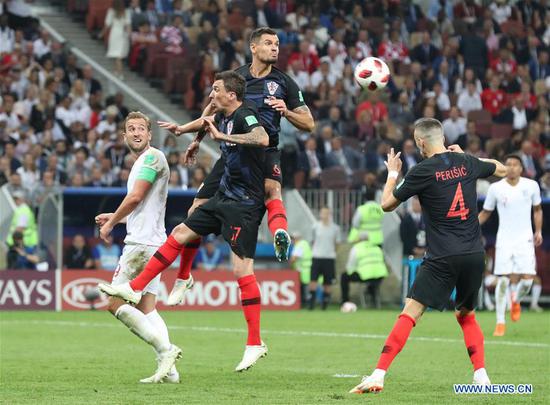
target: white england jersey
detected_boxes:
[483,177,541,249]
[125,147,169,246]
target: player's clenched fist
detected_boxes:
[95,213,113,227]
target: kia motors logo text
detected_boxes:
[62,278,109,309]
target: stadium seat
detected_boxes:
[475,121,492,138]
[163,59,189,94]
[467,109,492,123]
[351,169,367,189]
[85,0,111,32]
[320,167,349,189]
[293,170,306,190]
[490,123,513,140]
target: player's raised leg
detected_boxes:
[233,253,268,371]
[511,275,535,321]
[100,224,200,301]
[350,298,424,394]
[265,178,290,262]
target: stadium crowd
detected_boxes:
[0,1,549,273]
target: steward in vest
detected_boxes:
[348,188,384,246]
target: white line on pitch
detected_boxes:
[2,319,549,349]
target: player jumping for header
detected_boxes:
[100,71,272,373]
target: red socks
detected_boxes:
[376,314,416,371]
[177,238,201,280]
[266,199,288,235]
[457,313,485,370]
[130,235,183,291]
[238,274,262,346]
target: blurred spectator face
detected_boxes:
[377,142,390,156]
[467,136,481,153]
[450,106,460,120]
[439,60,449,75]
[43,171,54,186]
[100,158,112,172]
[71,173,84,187]
[521,140,533,155]
[514,96,525,110]
[363,172,377,187]
[358,30,368,42]
[540,50,549,64]
[251,32,279,65]
[168,151,179,166]
[305,137,317,151]
[467,81,476,95]
[124,117,151,154]
[490,76,500,90]
[192,168,206,184]
[319,207,331,222]
[464,68,475,82]
[23,153,34,169]
[320,126,333,142]
[91,167,102,182]
[75,149,87,165]
[10,173,22,187]
[411,62,422,76]
[82,65,93,80]
[55,141,67,154]
[169,170,181,187]
[423,105,435,118]
[0,157,9,173]
[403,139,415,155]
[467,121,476,136]
[505,156,523,180]
[3,94,15,113]
[389,30,399,42]
[4,143,16,158]
[329,107,341,122]
[73,234,86,250]
[398,92,409,106]
[331,137,342,151]
[422,31,431,45]
[205,240,216,254]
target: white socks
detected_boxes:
[531,283,542,308]
[495,277,509,324]
[473,368,490,384]
[372,369,386,379]
[115,304,170,353]
[146,309,177,375]
[515,279,534,302]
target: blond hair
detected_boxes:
[124,111,151,131]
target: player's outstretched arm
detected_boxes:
[99,180,152,241]
[205,119,269,147]
[381,148,402,212]
[480,158,507,177]
[266,96,315,132]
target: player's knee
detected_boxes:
[171,223,187,239]
[456,307,474,318]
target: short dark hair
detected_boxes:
[504,154,524,169]
[215,71,246,101]
[249,27,278,44]
[364,188,376,202]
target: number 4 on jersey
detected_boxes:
[447,182,469,220]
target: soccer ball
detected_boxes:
[354,57,390,91]
[340,302,358,313]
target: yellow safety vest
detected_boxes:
[348,201,384,245]
[348,241,388,280]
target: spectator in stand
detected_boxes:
[194,235,224,271]
[321,43,346,80]
[325,136,364,176]
[7,230,39,270]
[400,139,421,174]
[411,31,439,69]
[427,0,453,21]
[70,172,85,187]
[32,170,58,206]
[81,64,102,96]
[481,76,506,117]
[0,14,15,54]
[160,14,186,55]
[465,135,487,158]
[15,152,39,193]
[491,47,517,76]
[489,0,512,25]
[433,81,450,112]
[64,234,94,269]
[355,29,373,60]
[460,25,488,79]
[67,146,93,179]
[389,91,415,130]
[129,21,158,71]
[101,0,131,79]
[355,92,388,125]
[454,0,484,24]
[310,60,336,89]
[287,59,311,92]
[298,136,324,188]
[457,81,482,116]
[519,139,543,180]
[517,81,537,110]
[377,29,410,65]
[443,106,467,146]
[529,48,549,81]
[190,166,206,189]
[92,234,121,271]
[400,196,426,259]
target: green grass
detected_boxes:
[1,309,549,404]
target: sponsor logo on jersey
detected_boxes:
[267,81,279,95]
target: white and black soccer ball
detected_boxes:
[340,302,358,313]
[354,57,391,91]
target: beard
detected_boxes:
[259,55,278,65]
[127,141,148,154]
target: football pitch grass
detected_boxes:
[1,309,549,404]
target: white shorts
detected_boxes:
[493,246,536,276]
[112,244,161,295]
